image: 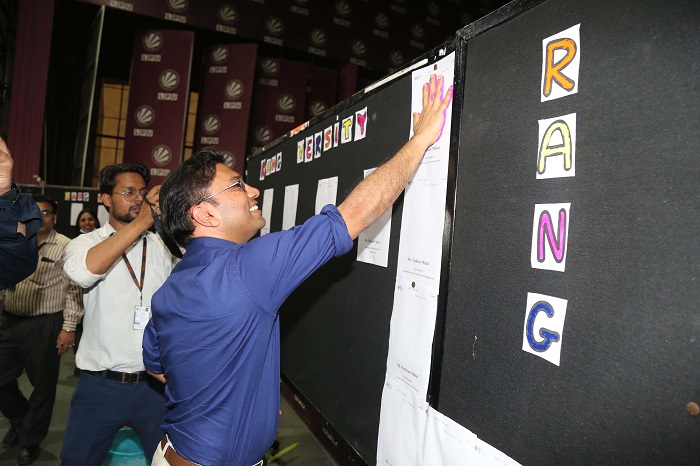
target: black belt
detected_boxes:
[81,369,151,384]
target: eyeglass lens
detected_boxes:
[119,189,149,201]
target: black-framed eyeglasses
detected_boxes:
[112,188,149,202]
[197,180,246,204]
[40,210,55,217]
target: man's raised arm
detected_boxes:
[338,74,452,240]
[83,187,159,275]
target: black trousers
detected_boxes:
[0,311,63,446]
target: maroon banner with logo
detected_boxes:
[305,66,338,121]
[193,43,257,175]
[247,57,308,154]
[262,1,309,52]
[123,30,194,185]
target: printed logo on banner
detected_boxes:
[541,24,581,102]
[374,12,389,29]
[167,0,187,13]
[108,2,133,12]
[537,113,576,179]
[352,40,367,57]
[372,14,389,39]
[427,1,440,17]
[277,95,296,113]
[335,1,351,17]
[211,46,229,64]
[218,5,237,24]
[260,159,266,180]
[265,17,284,36]
[309,101,327,117]
[222,152,235,169]
[411,24,426,40]
[143,32,163,52]
[522,292,568,366]
[291,0,309,15]
[135,106,154,126]
[159,70,180,90]
[260,59,279,76]
[310,29,327,47]
[225,80,244,100]
[410,24,426,49]
[152,145,172,166]
[531,203,571,272]
[202,115,221,135]
[255,126,272,145]
[389,51,405,68]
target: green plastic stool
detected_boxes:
[103,427,150,466]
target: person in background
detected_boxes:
[61,163,176,466]
[0,137,42,290]
[0,194,83,466]
[76,208,100,235]
[144,74,452,466]
[72,209,99,360]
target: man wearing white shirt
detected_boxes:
[61,163,175,466]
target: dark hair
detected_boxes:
[99,163,150,195]
[76,208,100,234]
[161,148,225,247]
[32,194,57,214]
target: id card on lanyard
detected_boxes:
[123,237,150,330]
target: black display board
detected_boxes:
[437,0,700,464]
[249,44,456,464]
[248,0,698,464]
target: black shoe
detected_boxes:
[16,445,40,466]
[1,424,19,448]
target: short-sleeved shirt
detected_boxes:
[143,205,353,466]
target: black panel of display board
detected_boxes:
[436,0,700,465]
[249,42,457,464]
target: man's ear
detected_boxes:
[191,204,220,228]
[102,194,112,209]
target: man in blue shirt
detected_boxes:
[143,74,452,466]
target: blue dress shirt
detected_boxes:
[143,205,353,465]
